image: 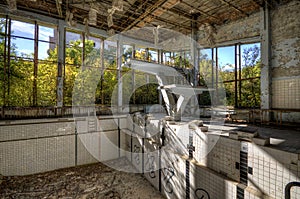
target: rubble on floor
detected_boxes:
[0,159,164,199]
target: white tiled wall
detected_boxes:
[139,119,300,199]
[204,136,241,182]
[272,78,300,109]
[0,116,127,176]
[190,162,238,199]
[131,136,143,173]
[143,140,160,190]
[160,149,186,199]
[248,144,300,199]
[2,115,300,199]
[0,135,75,176]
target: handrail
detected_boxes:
[0,104,162,120]
[285,181,300,199]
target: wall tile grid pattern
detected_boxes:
[271,0,300,115]
[272,78,300,109]
[0,117,127,176]
[0,135,75,176]
[248,144,300,199]
[204,136,241,182]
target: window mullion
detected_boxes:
[235,44,238,108]
[33,21,39,106]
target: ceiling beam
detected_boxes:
[113,7,192,30]
[219,0,249,17]
[55,0,63,17]
[180,0,222,24]
[122,0,197,28]
[123,0,176,31]
[95,6,191,33]
[120,0,151,28]
[250,0,263,7]
[136,0,181,28]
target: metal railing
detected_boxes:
[285,182,300,199]
[0,104,163,120]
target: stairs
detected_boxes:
[88,117,97,132]
[174,67,193,85]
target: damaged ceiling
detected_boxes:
[0,0,287,36]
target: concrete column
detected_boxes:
[57,20,65,108]
[260,4,271,111]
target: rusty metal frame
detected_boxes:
[7,17,11,105]
[3,15,8,108]
[33,21,39,106]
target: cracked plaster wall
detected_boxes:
[271,1,300,121]
[197,1,300,122]
[197,12,261,48]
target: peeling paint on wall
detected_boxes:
[271,1,300,43]
[197,12,261,47]
[271,1,300,112]
[272,38,300,69]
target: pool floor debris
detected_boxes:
[0,159,164,199]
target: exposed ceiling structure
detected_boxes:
[0,0,282,36]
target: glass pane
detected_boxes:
[38,41,56,60]
[85,36,101,67]
[39,25,56,42]
[0,18,5,106]
[11,20,35,39]
[104,40,117,68]
[12,37,34,58]
[123,44,133,63]
[64,64,80,106]
[0,18,5,35]
[163,51,171,65]
[132,73,158,105]
[172,52,180,67]
[240,78,260,108]
[122,69,132,104]
[184,50,192,68]
[8,60,34,106]
[37,62,57,106]
[217,82,234,107]
[218,46,235,82]
[65,31,83,66]
[66,31,82,45]
[102,69,117,104]
[199,49,213,87]
[73,67,101,106]
[135,46,146,61]
[241,43,261,79]
[149,49,157,62]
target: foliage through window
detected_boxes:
[198,43,261,108]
